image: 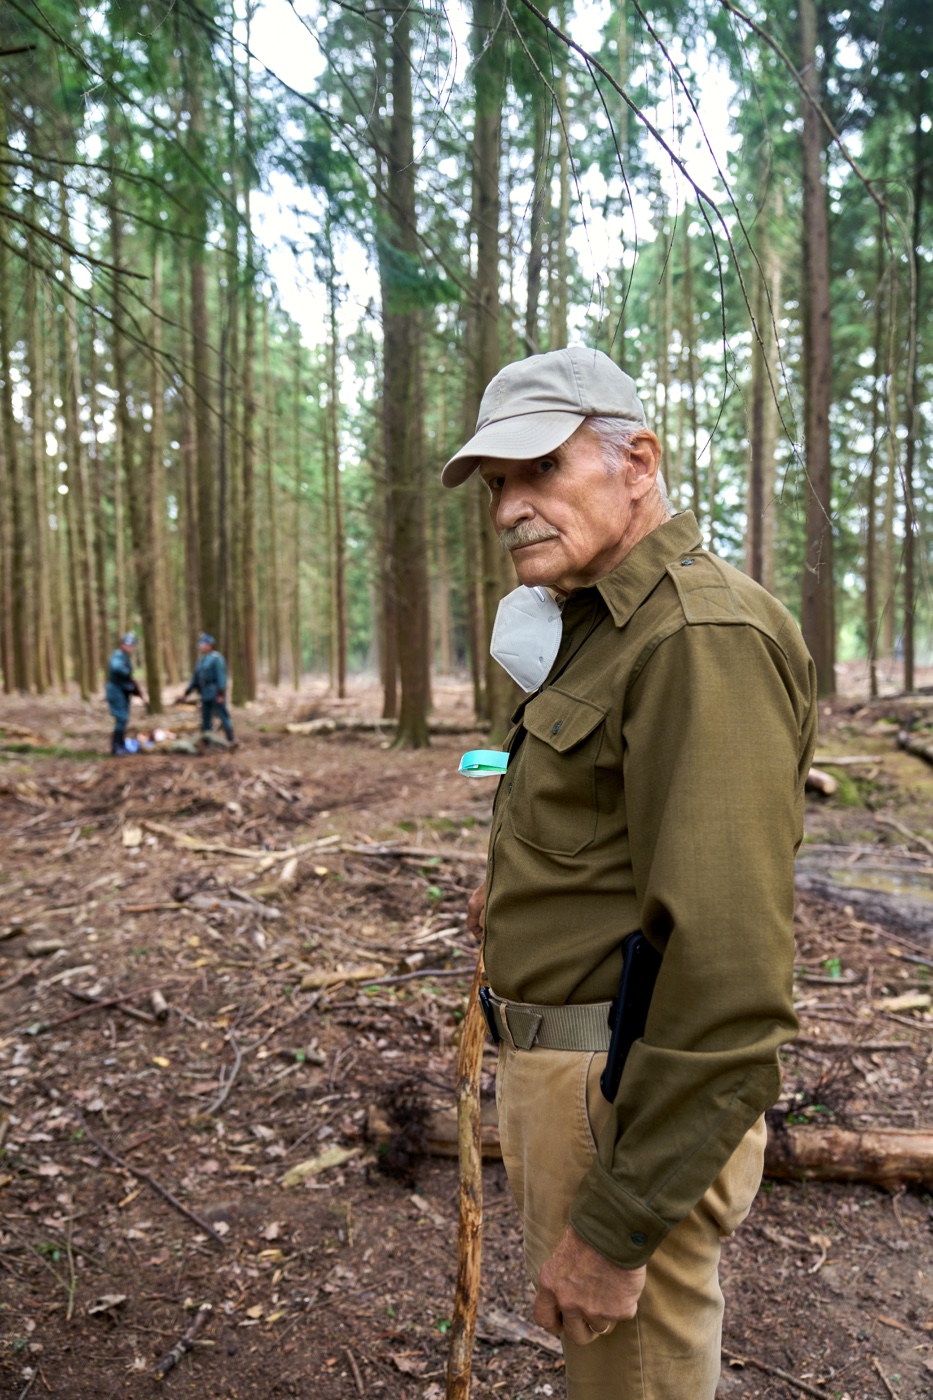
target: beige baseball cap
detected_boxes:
[442,346,647,488]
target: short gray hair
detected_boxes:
[583,416,673,515]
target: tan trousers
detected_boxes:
[496,1043,767,1400]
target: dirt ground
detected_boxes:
[1,678,932,1400]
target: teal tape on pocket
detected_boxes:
[458,749,509,778]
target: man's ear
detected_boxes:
[625,431,662,498]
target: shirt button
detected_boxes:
[630,1231,647,1246]
[681,559,695,567]
[507,781,513,793]
[551,720,563,734]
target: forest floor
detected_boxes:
[1,675,932,1400]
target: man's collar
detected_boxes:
[594,511,703,629]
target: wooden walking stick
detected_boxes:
[446,955,487,1399]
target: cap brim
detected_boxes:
[441,410,586,487]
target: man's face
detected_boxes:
[198,642,211,654]
[479,426,653,593]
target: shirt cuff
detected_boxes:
[569,1164,670,1269]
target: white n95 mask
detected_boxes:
[490,585,562,692]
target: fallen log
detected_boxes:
[367,1103,933,1188]
[286,716,489,736]
[764,1117,933,1189]
[805,766,838,796]
[898,728,933,766]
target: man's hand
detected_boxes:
[217,691,226,702]
[533,1226,646,1346]
[466,882,486,943]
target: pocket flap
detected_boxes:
[522,688,607,752]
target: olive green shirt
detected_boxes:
[485,512,817,1269]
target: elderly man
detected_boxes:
[105,632,146,756]
[178,633,235,746]
[443,347,816,1399]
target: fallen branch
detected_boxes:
[62,986,157,1025]
[75,1111,227,1247]
[791,1038,912,1052]
[286,716,489,736]
[140,821,271,860]
[345,1348,365,1396]
[446,958,486,1400]
[341,843,488,865]
[196,1038,242,1119]
[0,965,35,994]
[874,813,933,861]
[355,966,469,988]
[140,821,334,868]
[153,1303,213,1380]
[475,1306,562,1355]
[813,754,883,766]
[805,766,838,796]
[299,962,386,991]
[30,985,162,1033]
[870,1354,902,1400]
[721,1348,835,1400]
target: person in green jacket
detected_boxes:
[105,632,146,756]
[444,348,817,1400]
[178,633,235,745]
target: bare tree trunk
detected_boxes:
[290,331,302,690]
[185,28,220,638]
[148,244,175,691]
[381,0,430,747]
[326,225,347,699]
[0,343,12,693]
[682,225,702,529]
[178,254,200,663]
[86,316,110,667]
[900,81,925,693]
[262,302,281,687]
[0,184,30,690]
[60,184,98,697]
[26,242,51,692]
[239,7,259,702]
[866,209,885,699]
[471,0,517,742]
[553,0,570,349]
[747,192,782,593]
[524,96,547,355]
[799,0,835,696]
[110,178,162,713]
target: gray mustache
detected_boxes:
[499,524,559,551]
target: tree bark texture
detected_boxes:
[185,24,220,638]
[382,0,430,747]
[799,0,835,696]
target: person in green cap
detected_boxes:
[445,346,817,1400]
[177,633,235,746]
[105,632,146,756]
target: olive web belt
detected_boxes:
[485,991,612,1052]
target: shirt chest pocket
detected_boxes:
[507,688,608,857]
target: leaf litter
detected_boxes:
[0,685,931,1397]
